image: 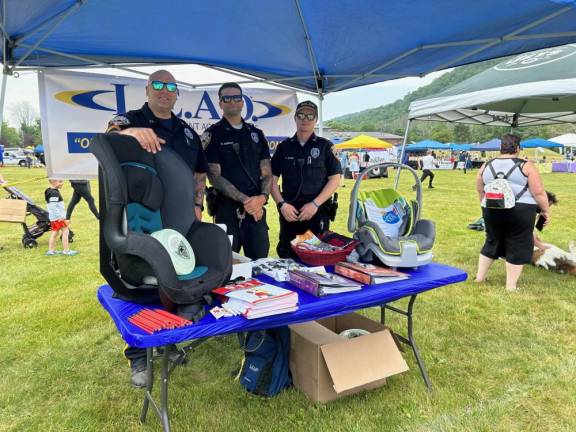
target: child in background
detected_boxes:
[45,179,78,256]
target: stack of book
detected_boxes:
[212,279,298,319]
[334,261,409,285]
[288,270,362,296]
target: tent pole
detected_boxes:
[395,119,412,188]
[318,93,324,137]
[0,71,7,135]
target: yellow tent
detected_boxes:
[334,134,393,150]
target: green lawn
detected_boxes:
[1,166,575,432]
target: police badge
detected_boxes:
[184,128,194,140]
[200,131,212,149]
[251,132,259,143]
[310,147,320,158]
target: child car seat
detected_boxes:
[348,163,435,268]
[91,133,232,321]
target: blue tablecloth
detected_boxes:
[98,263,467,348]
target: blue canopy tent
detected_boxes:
[405,140,450,152]
[2,0,576,134]
[34,144,44,153]
[470,139,502,152]
[449,143,472,151]
[521,137,564,148]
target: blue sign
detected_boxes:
[67,132,97,153]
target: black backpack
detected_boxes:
[239,327,292,397]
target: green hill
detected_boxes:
[326,59,574,143]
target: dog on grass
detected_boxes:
[532,241,576,276]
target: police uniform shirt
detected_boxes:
[271,134,341,203]
[202,118,270,196]
[107,103,207,174]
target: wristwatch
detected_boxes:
[277,201,285,211]
[195,203,205,211]
[261,193,269,204]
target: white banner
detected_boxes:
[38,70,298,179]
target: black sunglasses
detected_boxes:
[295,112,316,121]
[151,80,178,92]
[220,94,243,103]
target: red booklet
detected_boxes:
[334,261,408,285]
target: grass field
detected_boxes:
[1,165,575,432]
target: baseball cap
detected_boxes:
[151,229,196,275]
[296,100,318,114]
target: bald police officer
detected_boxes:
[106,69,207,387]
[203,83,272,260]
[271,101,341,258]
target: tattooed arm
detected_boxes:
[207,162,249,203]
[193,172,206,221]
[244,158,271,218]
[259,159,272,197]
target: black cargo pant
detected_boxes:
[215,197,269,260]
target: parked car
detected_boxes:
[3,150,28,167]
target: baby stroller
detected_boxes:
[2,184,74,248]
[347,163,435,268]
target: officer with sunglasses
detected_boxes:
[270,101,342,258]
[106,69,208,388]
[106,69,207,221]
[202,83,272,259]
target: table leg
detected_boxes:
[139,347,172,432]
[140,347,154,422]
[381,295,433,391]
[160,348,171,432]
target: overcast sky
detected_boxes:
[1,65,448,126]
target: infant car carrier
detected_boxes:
[348,163,435,268]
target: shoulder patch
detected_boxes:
[330,145,338,158]
[201,131,212,149]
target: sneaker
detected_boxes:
[130,359,148,388]
[62,250,79,256]
[45,250,60,256]
[428,185,435,189]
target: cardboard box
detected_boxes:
[0,199,27,223]
[231,252,252,281]
[289,312,409,402]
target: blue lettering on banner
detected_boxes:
[266,136,288,154]
[67,132,97,153]
[192,91,220,119]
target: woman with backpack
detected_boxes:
[474,134,550,291]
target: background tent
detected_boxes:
[549,133,576,147]
[405,140,450,152]
[409,44,576,127]
[334,134,393,150]
[470,139,502,151]
[521,137,564,148]
[449,143,472,151]
[34,144,44,153]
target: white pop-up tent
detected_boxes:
[550,133,576,147]
[392,44,576,183]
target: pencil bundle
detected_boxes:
[128,309,192,334]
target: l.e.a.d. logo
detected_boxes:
[55,85,291,122]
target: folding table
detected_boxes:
[98,262,467,431]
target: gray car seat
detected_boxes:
[348,163,435,268]
[91,133,232,321]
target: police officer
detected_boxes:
[271,101,342,258]
[106,69,208,388]
[203,83,271,260]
